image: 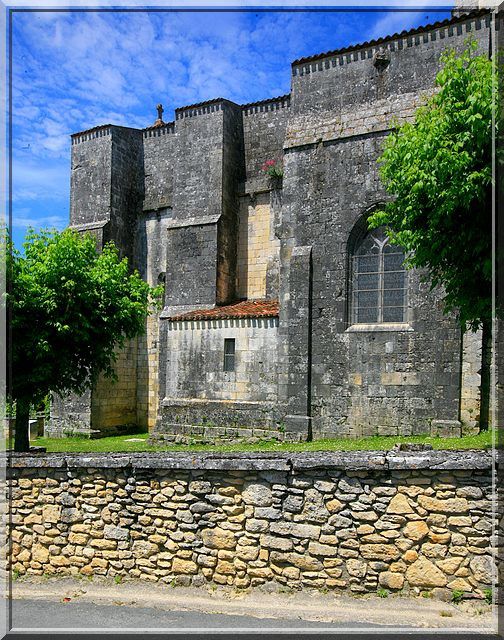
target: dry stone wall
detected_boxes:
[7,451,500,601]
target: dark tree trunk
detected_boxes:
[14,396,30,452]
[479,319,492,432]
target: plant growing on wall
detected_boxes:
[261,159,283,179]
[6,228,161,452]
[369,40,497,430]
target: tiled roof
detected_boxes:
[291,8,490,66]
[144,120,175,131]
[168,299,279,321]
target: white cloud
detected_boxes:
[368,9,443,41]
[10,7,452,237]
[11,212,67,230]
[12,160,69,202]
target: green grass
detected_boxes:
[451,589,465,604]
[22,429,495,454]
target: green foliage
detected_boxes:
[483,588,492,605]
[377,588,389,598]
[8,228,161,405]
[451,589,465,604]
[261,159,283,179]
[2,398,15,418]
[369,40,495,330]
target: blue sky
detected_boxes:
[10,6,452,247]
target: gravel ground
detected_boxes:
[7,575,497,634]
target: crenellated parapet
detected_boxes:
[242,94,291,116]
[175,97,234,120]
[291,9,491,77]
[70,124,112,145]
[143,121,175,138]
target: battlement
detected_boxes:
[71,124,146,145]
[242,95,291,117]
[174,98,240,120]
[291,8,491,76]
[143,122,175,138]
[71,124,112,145]
[146,95,290,125]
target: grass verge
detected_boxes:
[26,430,494,454]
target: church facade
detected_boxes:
[49,8,492,442]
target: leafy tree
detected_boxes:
[368,41,496,430]
[7,229,160,451]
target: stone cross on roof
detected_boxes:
[152,103,165,128]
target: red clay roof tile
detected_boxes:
[168,299,279,322]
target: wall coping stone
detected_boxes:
[3,449,497,472]
[69,220,109,232]
[165,214,221,230]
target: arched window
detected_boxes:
[351,226,407,324]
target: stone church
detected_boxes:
[49,7,492,443]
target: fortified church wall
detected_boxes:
[49,9,492,442]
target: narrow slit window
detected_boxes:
[223,338,235,372]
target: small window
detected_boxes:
[351,226,407,324]
[223,339,235,372]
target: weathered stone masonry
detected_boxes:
[8,451,501,599]
[49,9,494,441]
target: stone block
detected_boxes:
[417,496,468,514]
[386,494,414,515]
[104,525,129,541]
[201,527,236,550]
[430,420,462,438]
[406,558,447,588]
[270,522,320,539]
[403,520,429,542]
[379,571,405,590]
[172,558,198,574]
[242,483,273,506]
[360,544,400,562]
[469,555,493,584]
[42,505,61,523]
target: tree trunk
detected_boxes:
[14,396,30,452]
[479,319,492,432]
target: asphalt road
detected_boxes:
[9,598,412,631]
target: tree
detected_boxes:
[368,40,496,430]
[7,229,160,451]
